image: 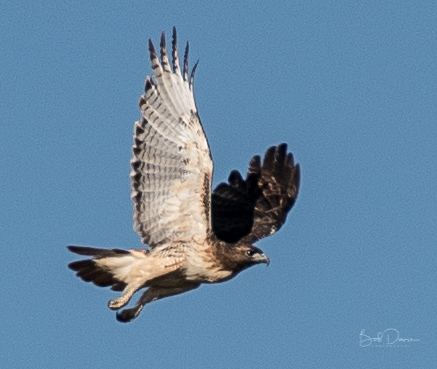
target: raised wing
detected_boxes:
[131,28,212,248]
[212,144,300,244]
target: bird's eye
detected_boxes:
[246,250,256,257]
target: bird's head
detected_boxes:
[227,244,270,273]
[245,245,270,265]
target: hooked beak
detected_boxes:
[264,254,270,266]
[255,253,270,266]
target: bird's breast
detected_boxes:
[183,243,234,283]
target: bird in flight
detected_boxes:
[68,27,300,323]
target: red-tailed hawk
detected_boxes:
[68,28,300,323]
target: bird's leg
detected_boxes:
[108,285,139,310]
[116,284,200,323]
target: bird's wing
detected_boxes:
[132,28,212,248]
[212,144,300,244]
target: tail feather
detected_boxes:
[67,245,150,292]
[67,245,130,257]
[67,245,133,291]
[68,259,120,289]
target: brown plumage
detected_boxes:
[68,28,300,323]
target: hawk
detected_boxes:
[68,28,300,323]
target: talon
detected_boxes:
[108,296,129,310]
[116,308,140,323]
[108,286,137,310]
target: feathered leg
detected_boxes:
[116,284,200,323]
[108,285,139,310]
[68,245,152,310]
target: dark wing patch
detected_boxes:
[212,144,300,244]
[211,170,259,243]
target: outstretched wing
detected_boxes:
[132,28,212,248]
[212,144,300,244]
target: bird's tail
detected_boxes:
[67,245,150,292]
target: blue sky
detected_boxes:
[1,1,436,368]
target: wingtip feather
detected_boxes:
[148,38,155,53]
[183,41,189,81]
[160,31,166,48]
[190,59,199,88]
[171,26,181,74]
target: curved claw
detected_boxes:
[116,306,142,323]
[107,286,137,310]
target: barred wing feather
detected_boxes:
[131,28,212,248]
